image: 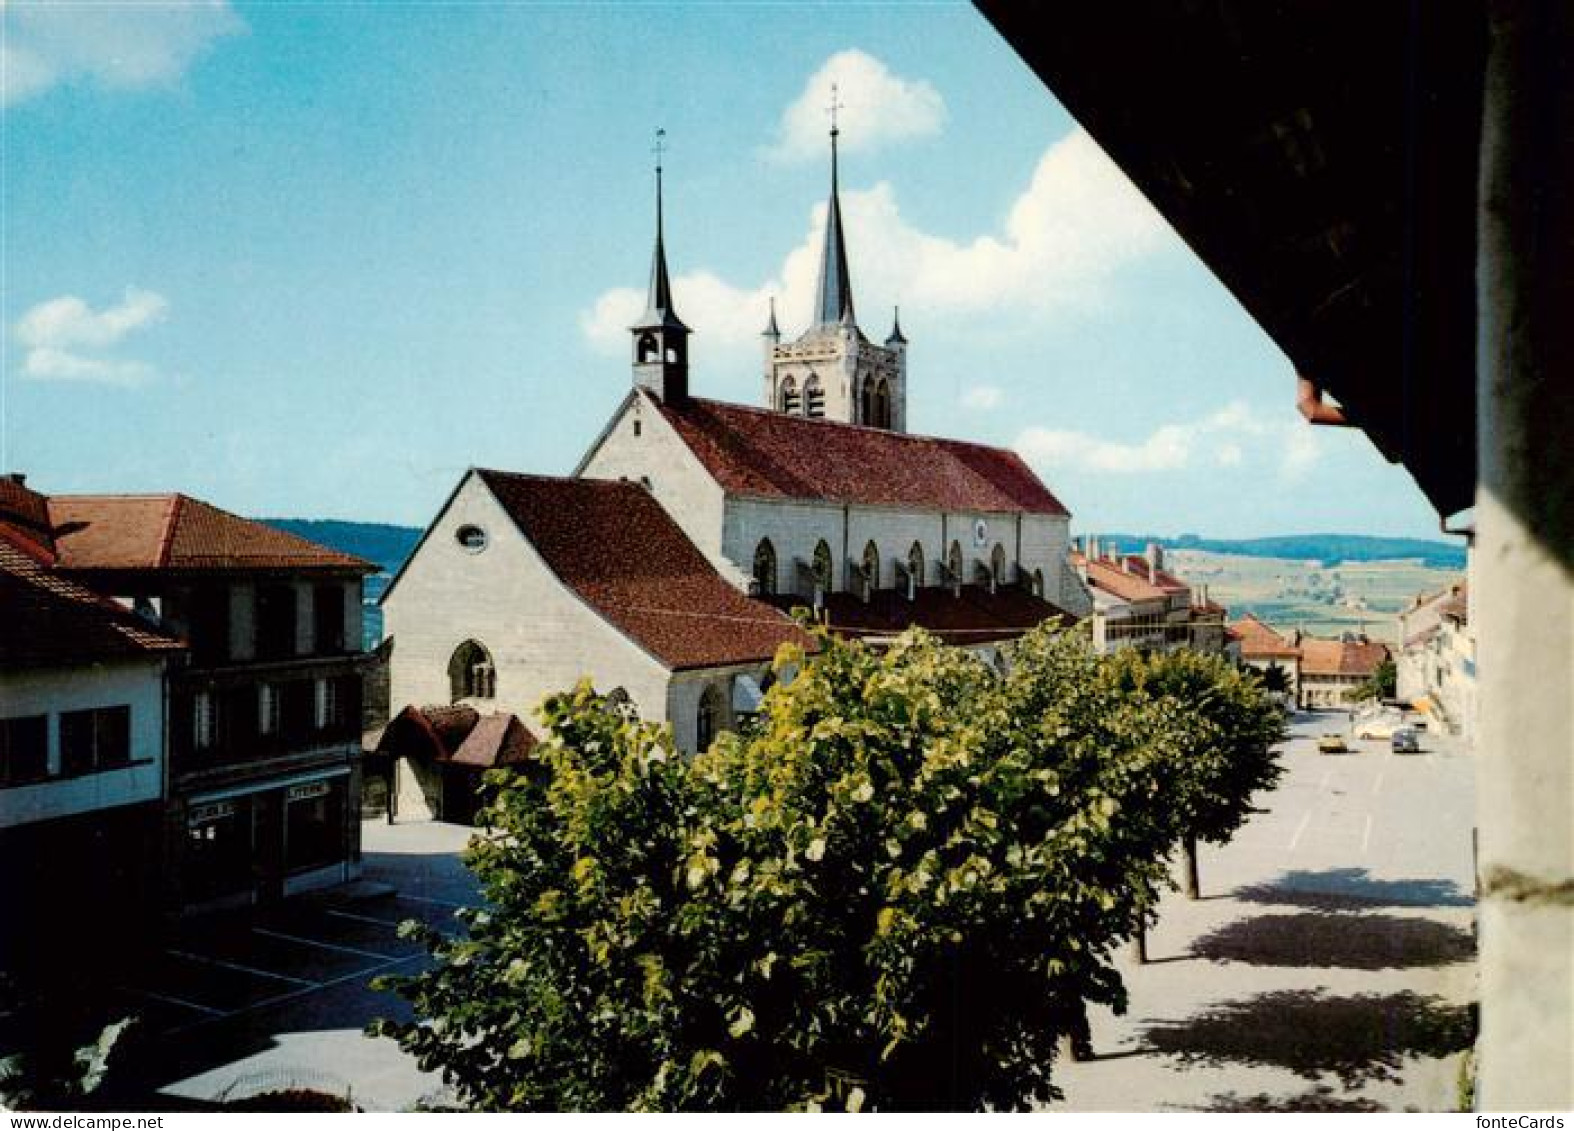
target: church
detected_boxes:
[381,123,1083,761]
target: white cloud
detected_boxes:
[766,50,945,163]
[2,0,243,106]
[21,348,154,387]
[961,385,1002,410]
[1015,401,1324,480]
[581,128,1171,365]
[17,288,168,350]
[14,288,169,386]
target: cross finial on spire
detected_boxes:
[827,82,844,137]
[652,127,666,236]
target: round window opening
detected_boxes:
[455,524,489,553]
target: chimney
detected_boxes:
[1146,541,1163,575]
[1121,556,1133,574]
[7,473,25,487]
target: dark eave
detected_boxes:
[977,0,1485,519]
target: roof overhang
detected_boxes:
[977,1,1485,519]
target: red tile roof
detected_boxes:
[1229,614,1301,659]
[1074,553,1174,602]
[0,477,57,562]
[372,704,535,769]
[0,529,185,668]
[653,394,1070,516]
[1300,637,1390,678]
[768,584,1074,646]
[49,494,373,574]
[478,470,814,671]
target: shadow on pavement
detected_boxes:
[1186,1085,1391,1112]
[1234,868,1474,911]
[1141,989,1476,1087]
[1193,912,1475,970]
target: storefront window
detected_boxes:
[185,799,252,901]
[286,780,344,872]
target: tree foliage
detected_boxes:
[1259,661,1291,695]
[1348,658,1398,703]
[372,625,1284,1111]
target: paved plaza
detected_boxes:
[116,711,1474,1112]
[1055,711,1477,1112]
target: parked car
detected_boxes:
[1391,727,1422,754]
[1353,707,1405,739]
[1318,733,1350,754]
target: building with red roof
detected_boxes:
[1070,539,1229,655]
[1,475,186,970]
[2,474,377,915]
[1397,579,1475,737]
[383,133,1079,760]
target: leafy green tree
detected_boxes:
[1103,648,1287,900]
[373,625,1282,1110]
[1259,662,1290,695]
[1349,657,1397,702]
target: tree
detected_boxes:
[1259,661,1290,695]
[1103,648,1287,900]
[372,625,1282,1110]
[1348,657,1397,703]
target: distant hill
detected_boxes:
[258,520,1468,578]
[1090,533,1467,570]
[257,518,422,576]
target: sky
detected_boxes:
[2,1,1450,539]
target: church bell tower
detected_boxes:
[631,129,690,405]
[763,91,906,431]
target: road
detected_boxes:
[1052,710,1478,1112]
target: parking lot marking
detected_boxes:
[1372,769,1386,797]
[397,892,467,909]
[252,926,392,962]
[1361,813,1374,855]
[121,986,226,1017]
[167,952,424,1036]
[1287,810,1314,853]
[167,949,321,989]
[326,907,404,928]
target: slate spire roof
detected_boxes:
[812,124,856,329]
[633,149,689,334]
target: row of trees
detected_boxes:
[372,624,1285,1111]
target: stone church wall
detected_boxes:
[577,393,735,578]
[383,472,671,732]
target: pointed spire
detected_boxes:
[636,128,688,333]
[886,305,907,345]
[813,85,856,329]
[762,296,780,338]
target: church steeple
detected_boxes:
[631,129,690,404]
[812,87,856,329]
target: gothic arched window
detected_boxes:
[804,374,825,417]
[637,332,660,364]
[859,376,875,425]
[863,540,881,592]
[696,683,725,753]
[448,639,495,702]
[753,538,777,595]
[779,376,800,414]
[948,540,963,587]
[991,543,1008,587]
[873,378,892,429]
[907,541,925,589]
[1032,568,1046,598]
[812,539,833,595]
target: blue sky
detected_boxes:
[3,2,1448,539]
